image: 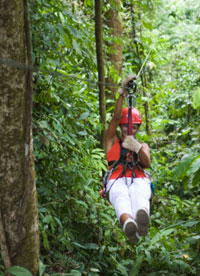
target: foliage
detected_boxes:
[7,266,33,276]
[1,0,199,275]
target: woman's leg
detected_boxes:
[109,177,133,221]
[108,177,139,243]
[129,178,151,236]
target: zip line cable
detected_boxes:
[0,49,153,90]
[136,47,153,80]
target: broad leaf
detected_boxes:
[192,87,200,109]
[186,157,200,175]
[7,266,33,276]
[173,156,195,177]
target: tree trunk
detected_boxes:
[0,1,39,275]
[95,0,106,149]
[104,0,123,98]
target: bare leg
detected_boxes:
[120,213,133,226]
[120,213,139,243]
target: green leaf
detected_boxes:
[39,120,49,129]
[83,0,93,7]
[173,156,195,177]
[39,260,47,276]
[116,263,128,276]
[72,39,82,55]
[129,255,143,276]
[192,87,200,109]
[7,266,33,276]
[42,230,49,249]
[66,270,82,276]
[80,111,90,120]
[76,200,88,208]
[66,24,80,38]
[186,157,200,175]
[54,217,63,228]
[150,228,174,246]
[59,12,65,24]
[90,268,100,272]
[192,168,200,186]
[85,243,99,250]
[78,131,87,136]
[182,220,200,228]
[72,242,86,249]
[186,235,200,243]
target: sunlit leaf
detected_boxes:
[192,87,200,109]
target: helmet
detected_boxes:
[120,107,142,125]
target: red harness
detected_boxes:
[106,139,146,180]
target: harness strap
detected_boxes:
[108,139,139,171]
[103,140,141,193]
[107,139,128,168]
[101,156,139,198]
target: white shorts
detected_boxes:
[107,177,151,221]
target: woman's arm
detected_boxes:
[138,143,151,168]
[105,75,136,153]
[105,94,125,153]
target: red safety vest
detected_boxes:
[106,139,146,180]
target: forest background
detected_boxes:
[1,0,200,275]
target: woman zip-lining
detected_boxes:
[104,75,152,243]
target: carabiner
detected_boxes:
[127,94,136,108]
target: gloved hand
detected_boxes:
[122,135,142,154]
[118,74,136,96]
